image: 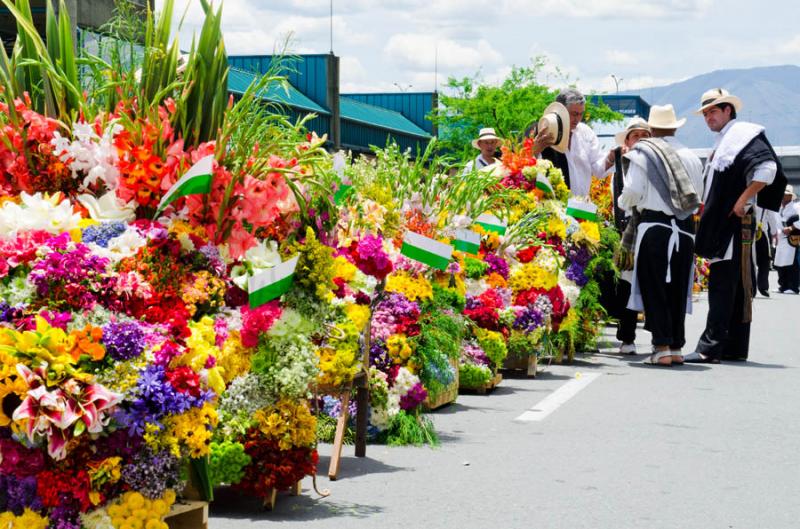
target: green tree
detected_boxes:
[430,57,622,160]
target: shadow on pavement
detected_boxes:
[718,361,792,369]
[315,454,408,479]
[210,485,384,521]
[626,362,712,371]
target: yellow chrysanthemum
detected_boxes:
[385,271,433,301]
[254,400,317,451]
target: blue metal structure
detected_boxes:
[227,54,434,154]
[590,94,651,119]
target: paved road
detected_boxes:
[210,280,800,529]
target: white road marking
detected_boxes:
[514,373,601,422]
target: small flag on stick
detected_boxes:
[400,232,453,271]
[475,213,507,235]
[566,199,599,222]
[454,229,481,254]
[154,155,214,217]
[536,174,554,195]
[248,256,299,307]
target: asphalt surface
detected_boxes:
[209,276,800,529]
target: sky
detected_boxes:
[163,0,800,95]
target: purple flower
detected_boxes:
[198,243,226,275]
[369,341,392,370]
[484,253,509,279]
[399,382,427,410]
[0,302,25,323]
[102,320,146,361]
[121,448,180,499]
[463,342,489,366]
[514,306,545,331]
[565,261,589,287]
[0,474,42,514]
[81,222,126,247]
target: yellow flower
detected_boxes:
[332,256,357,282]
[385,271,433,301]
[386,334,413,364]
[254,400,317,451]
[216,331,251,383]
[547,216,567,239]
[344,304,370,331]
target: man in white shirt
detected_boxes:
[754,204,781,296]
[463,128,501,175]
[618,105,703,365]
[532,89,615,196]
[686,89,787,363]
[775,186,800,293]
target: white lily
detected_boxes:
[77,192,136,223]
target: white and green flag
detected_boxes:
[401,232,453,271]
[454,229,481,254]
[475,213,507,235]
[566,199,599,222]
[248,256,299,307]
[154,155,214,217]
[536,174,554,195]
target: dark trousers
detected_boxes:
[695,229,752,360]
[776,250,799,291]
[636,213,695,349]
[615,279,638,344]
[755,233,771,293]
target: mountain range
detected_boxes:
[629,64,800,149]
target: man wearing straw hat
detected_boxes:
[775,185,800,293]
[617,105,703,365]
[610,118,651,355]
[685,89,787,363]
[531,89,616,196]
[463,127,502,174]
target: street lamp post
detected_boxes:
[610,74,623,95]
[393,83,413,93]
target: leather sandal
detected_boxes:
[643,350,672,366]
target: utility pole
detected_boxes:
[610,74,623,95]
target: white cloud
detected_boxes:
[340,56,367,83]
[506,0,712,18]
[385,33,503,72]
[779,35,800,55]
[604,50,638,66]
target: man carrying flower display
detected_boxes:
[685,89,787,363]
[618,104,703,366]
[531,89,616,196]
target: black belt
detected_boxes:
[640,209,695,234]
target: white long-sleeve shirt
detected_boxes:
[703,120,777,262]
[564,123,611,197]
[618,136,704,216]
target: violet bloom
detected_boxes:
[121,447,180,499]
[463,342,490,366]
[399,382,428,410]
[369,341,392,371]
[0,475,43,514]
[102,320,146,361]
[484,253,509,279]
[514,306,545,332]
[565,261,589,287]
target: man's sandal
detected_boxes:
[643,350,672,366]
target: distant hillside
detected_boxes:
[631,65,800,148]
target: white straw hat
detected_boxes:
[472,127,501,149]
[694,88,743,115]
[647,104,686,129]
[538,102,570,153]
[614,117,651,146]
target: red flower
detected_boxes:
[166,366,201,397]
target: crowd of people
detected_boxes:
[466,88,797,365]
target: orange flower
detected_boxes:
[68,325,106,362]
[486,272,507,289]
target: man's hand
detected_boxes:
[784,227,793,235]
[731,197,749,218]
[532,128,554,155]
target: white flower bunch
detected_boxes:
[0,192,82,236]
[533,247,562,275]
[51,121,122,191]
[80,508,115,529]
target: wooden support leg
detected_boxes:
[263,488,277,511]
[327,391,350,481]
[290,480,302,496]
[355,385,368,458]
[527,355,538,377]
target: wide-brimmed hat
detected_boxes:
[472,127,501,149]
[538,102,570,153]
[614,117,651,146]
[647,104,686,130]
[694,88,743,115]
[785,184,796,197]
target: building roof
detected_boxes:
[340,97,430,138]
[227,67,330,115]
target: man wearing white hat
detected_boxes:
[617,105,703,365]
[531,89,616,196]
[609,118,651,355]
[463,128,501,174]
[686,88,787,363]
[775,185,800,293]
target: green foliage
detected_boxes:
[507,330,540,358]
[429,57,622,160]
[430,284,466,313]
[476,329,508,368]
[459,363,492,389]
[464,257,489,279]
[209,440,252,487]
[0,0,83,122]
[380,411,439,447]
[315,414,355,445]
